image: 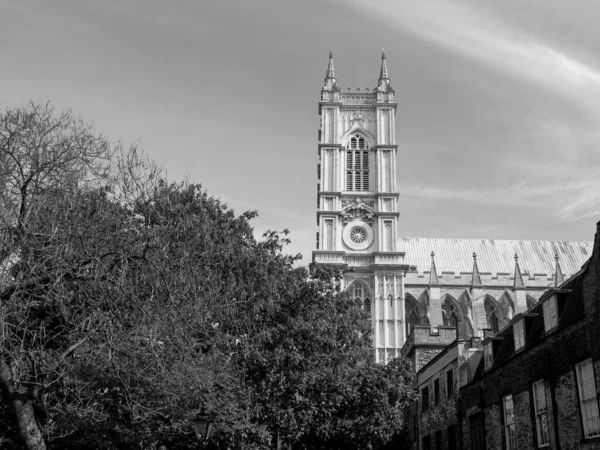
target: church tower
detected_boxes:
[313,51,409,363]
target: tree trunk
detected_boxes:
[0,358,46,450]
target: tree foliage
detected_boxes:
[0,103,414,450]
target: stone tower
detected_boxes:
[312,51,409,363]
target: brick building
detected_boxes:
[401,325,483,450]
[460,220,600,450]
[400,220,600,450]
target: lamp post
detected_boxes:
[193,404,214,442]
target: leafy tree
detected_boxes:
[0,103,414,450]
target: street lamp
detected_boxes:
[193,405,214,441]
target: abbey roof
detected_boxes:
[399,237,592,279]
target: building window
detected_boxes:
[422,386,430,412]
[513,319,525,351]
[406,298,424,337]
[543,295,558,332]
[434,379,440,405]
[351,282,366,301]
[575,358,600,438]
[470,413,485,450]
[346,135,369,191]
[324,219,334,250]
[447,369,454,398]
[484,342,493,370]
[350,282,372,319]
[485,299,500,333]
[423,435,431,450]
[383,221,393,251]
[448,425,457,450]
[435,430,442,450]
[413,414,418,442]
[442,298,459,327]
[503,394,516,450]
[532,379,550,446]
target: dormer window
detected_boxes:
[513,319,525,351]
[542,295,558,332]
[484,342,494,370]
[346,135,369,191]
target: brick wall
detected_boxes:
[459,221,600,450]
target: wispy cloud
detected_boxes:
[335,0,600,116]
[403,175,600,223]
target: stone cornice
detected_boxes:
[318,143,344,150]
[316,210,400,218]
[371,145,399,150]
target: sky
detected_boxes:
[1,0,600,263]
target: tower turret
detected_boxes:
[321,51,340,100]
[313,51,407,362]
[376,50,393,96]
[326,50,336,79]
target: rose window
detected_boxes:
[349,226,367,244]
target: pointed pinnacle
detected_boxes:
[554,253,565,287]
[325,50,335,79]
[379,50,389,79]
[471,252,482,289]
[513,253,525,290]
[429,250,439,286]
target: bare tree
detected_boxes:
[0,102,114,450]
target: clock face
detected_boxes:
[343,221,373,251]
[349,226,367,244]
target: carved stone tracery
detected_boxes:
[341,197,376,224]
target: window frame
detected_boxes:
[513,319,525,351]
[503,394,516,450]
[422,386,430,412]
[345,135,369,192]
[434,378,440,406]
[423,435,431,450]
[484,342,493,370]
[542,295,558,332]
[363,298,371,314]
[575,358,600,439]
[446,369,454,398]
[532,379,550,447]
[435,430,442,450]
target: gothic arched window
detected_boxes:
[405,297,423,337]
[484,299,500,333]
[346,135,369,191]
[442,298,459,328]
[348,281,371,316]
[526,295,537,310]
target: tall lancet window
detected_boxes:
[485,299,500,333]
[346,135,369,191]
[442,299,459,328]
[405,297,425,337]
[350,281,371,316]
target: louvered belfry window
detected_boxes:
[346,135,369,191]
